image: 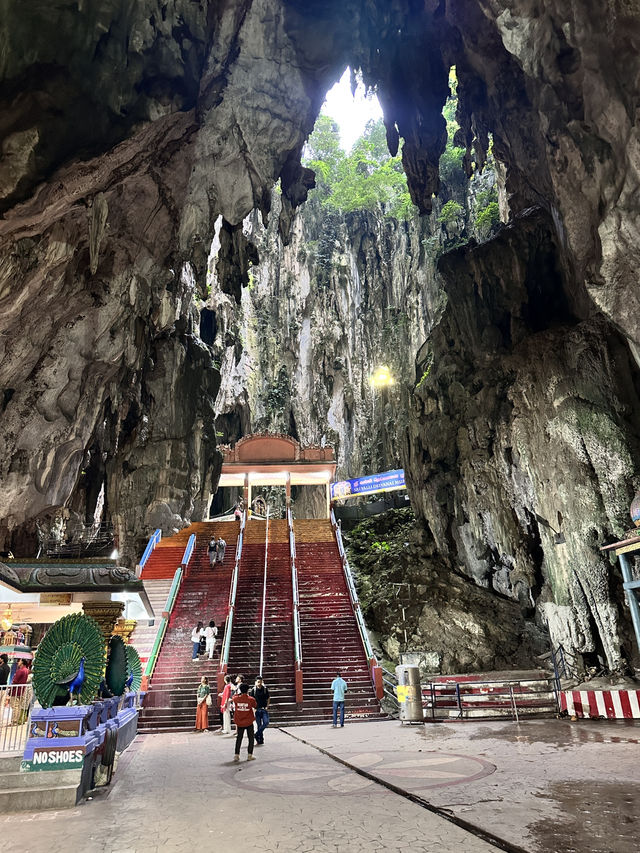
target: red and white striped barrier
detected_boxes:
[560,689,640,720]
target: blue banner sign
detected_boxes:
[331,469,405,500]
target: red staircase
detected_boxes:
[226,519,298,723]
[295,520,380,723]
[138,521,238,732]
[139,516,380,732]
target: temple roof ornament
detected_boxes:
[219,433,334,464]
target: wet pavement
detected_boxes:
[0,717,638,852]
[287,718,640,853]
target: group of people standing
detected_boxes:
[191,620,218,661]
[195,673,270,761]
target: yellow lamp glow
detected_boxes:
[0,608,13,632]
[370,365,395,388]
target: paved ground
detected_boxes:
[1,717,638,853]
[288,718,640,853]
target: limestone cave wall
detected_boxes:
[209,195,437,481]
[1,1,640,669]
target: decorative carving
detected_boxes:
[0,561,138,594]
[113,619,137,644]
[81,602,125,644]
[28,565,134,587]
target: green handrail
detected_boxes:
[143,566,183,682]
[144,617,168,679]
[163,566,183,615]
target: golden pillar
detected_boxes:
[82,601,125,643]
[113,618,137,644]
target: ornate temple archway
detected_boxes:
[215,434,336,518]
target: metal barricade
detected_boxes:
[0,683,33,752]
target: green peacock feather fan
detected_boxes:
[33,613,106,708]
[125,644,142,692]
[105,635,128,696]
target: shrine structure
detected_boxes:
[216,434,336,517]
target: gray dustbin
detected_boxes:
[395,664,423,722]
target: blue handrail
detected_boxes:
[181,533,196,567]
[139,528,162,570]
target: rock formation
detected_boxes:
[1,1,640,668]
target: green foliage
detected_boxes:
[344,508,416,616]
[438,200,464,225]
[475,201,500,231]
[439,68,466,187]
[304,117,414,220]
[470,182,500,239]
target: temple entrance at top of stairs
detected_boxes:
[209,434,337,520]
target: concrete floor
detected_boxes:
[1,717,638,853]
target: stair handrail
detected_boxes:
[220,511,246,670]
[381,663,400,717]
[258,506,270,677]
[288,509,302,666]
[181,533,196,567]
[162,565,184,616]
[330,509,375,660]
[138,528,162,572]
[142,565,183,688]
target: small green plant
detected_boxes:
[475,201,500,232]
[415,352,434,390]
[438,200,464,225]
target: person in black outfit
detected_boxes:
[0,654,9,686]
[250,676,270,745]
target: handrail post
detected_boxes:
[258,507,270,677]
[509,685,520,723]
[455,683,463,718]
[289,508,303,704]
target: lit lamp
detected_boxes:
[370,365,395,388]
[0,607,13,632]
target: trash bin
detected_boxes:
[395,664,423,722]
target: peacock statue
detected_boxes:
[32,613,105,708]
[105,636,128,696]
[124,644,142,692]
